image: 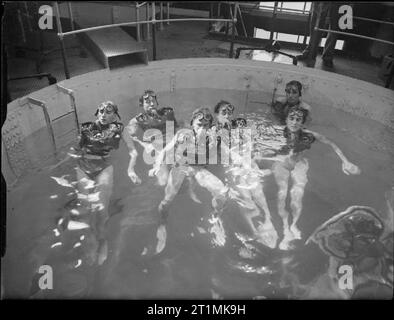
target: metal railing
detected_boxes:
[53,1,238,79]
[26,97,58,158]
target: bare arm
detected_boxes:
[123,118,142,184]
[307,130,361,175]
[148,132,178,177]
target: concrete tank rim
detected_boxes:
[8,58,392,104]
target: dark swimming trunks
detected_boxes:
[77,121,124,179]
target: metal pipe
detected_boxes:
[237,4,247,37]
[23,2,32,32]
[353,16,394,26]
[54,1,70,79]
[146,2,150,40]
[8,73,54,81]
[167,2,170,25]
[303,9,312,46]
[315,27,394,45]
[152,2,157,60]
[160,2,164,30]
[56,84,80,133]
[58,18,235,37]
[27,97,58,158]
[136,5,141,42]
[270,2,278,41]
[67,2,75,31]
[17,9,26,43]
[229,3,236,58]
[136,2,147,8]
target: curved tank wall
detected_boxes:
[2,58,394,186]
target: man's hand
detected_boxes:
[342,161,361,175]
[128,169,142,184]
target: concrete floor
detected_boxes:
[7,20,393,101]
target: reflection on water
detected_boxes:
[5,109,394,299]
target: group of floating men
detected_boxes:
[58,79,363,267]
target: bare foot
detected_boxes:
[290,225,302,240]
[155,225,167,254]
[97,240,108,265]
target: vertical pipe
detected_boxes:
[17,9,26,43]
[67,2,75,31]
[160,2,164,30]
[54,1,70,79]
[136,5,141,42]
[146,2,151,40]
[238,4,247,37]
[209,2,213,32]
[304,9,312,46]
[270,2,278,42]
[69,93,80,134]
[167,2,170,25]
[152,2,157,60]
[111,6,115,24]
[24,2,32,32]
[229,3,236,58]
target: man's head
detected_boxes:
[139,89,158,112]
[214,100,235,125]
[285,106,309,133]
[190,107,213,130]
[95,101,120,125]
[285,80,302,106]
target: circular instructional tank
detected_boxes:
[2,58,394,299]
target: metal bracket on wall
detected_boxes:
[56,84,81,133]
[26,96,58,158]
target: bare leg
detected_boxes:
[272,162,293,250]
[194,168,228,214]
[74,167,96,227]
[250,181,278,249]
[94,165,114,265]
[156,166,187,254]
[158,166,187,224]
[194,169,229,247]
[289,159,309,240]
[236,186,261,233]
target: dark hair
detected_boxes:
[287,105,309,124]
[286,80,303,96]
[214,100,235,114]
[139,89,158,107]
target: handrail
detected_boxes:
[315,27,394,46]
[26,97,57,158]
[58,18,236,37]
[56,84,80,133]
[353,16,394,26]
[8,73,57,84]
